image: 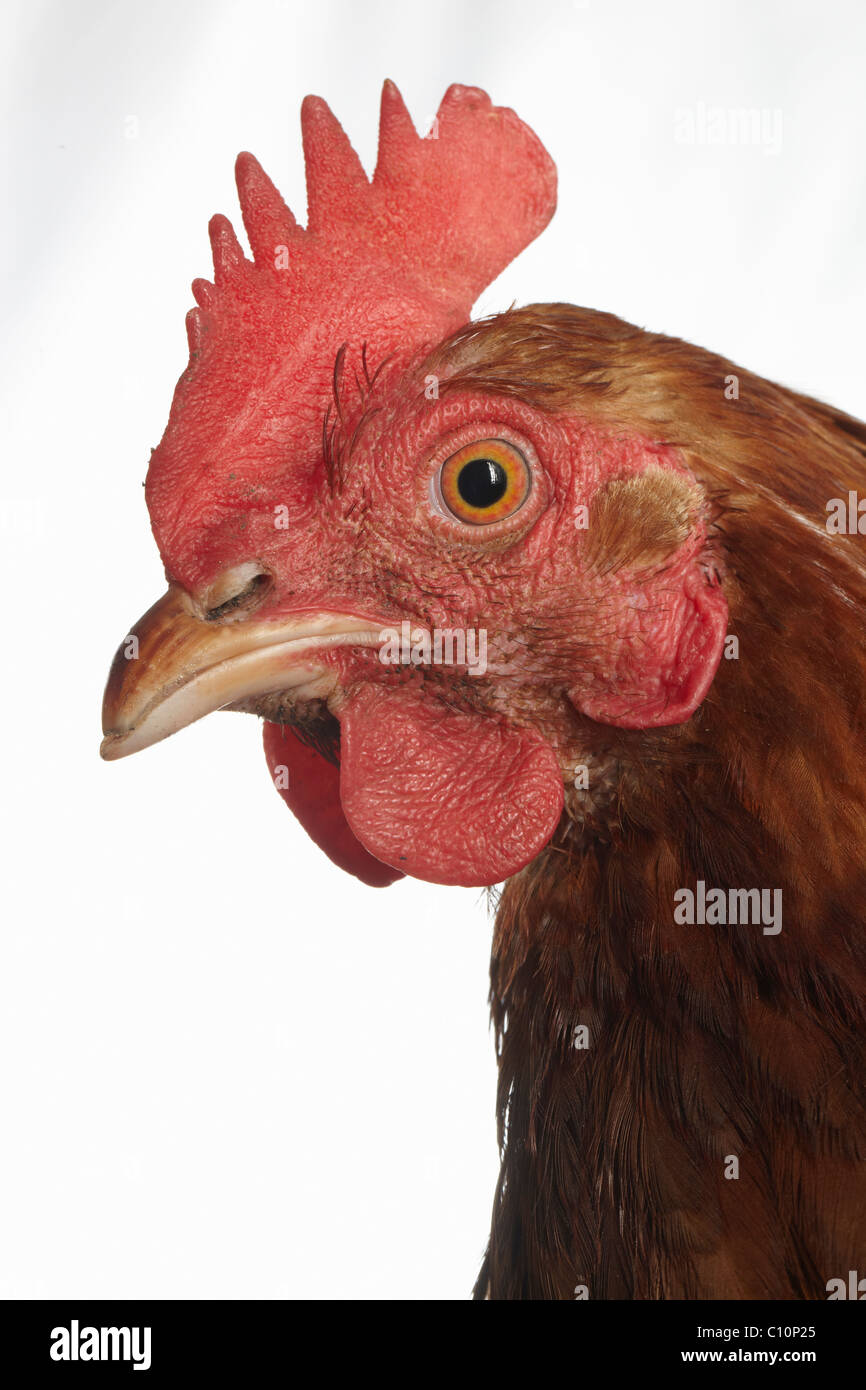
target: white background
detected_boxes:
[1,0,865,1299]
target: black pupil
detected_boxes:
[457,458,508,509]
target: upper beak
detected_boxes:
[100,586,382,761]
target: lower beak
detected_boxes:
[100,586,382,761]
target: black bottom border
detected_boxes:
[2,1297,858,1376]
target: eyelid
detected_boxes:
[423,424,548,540]
[438,438,530,524]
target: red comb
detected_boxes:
[146,82,556,585]
[193,82,555,345]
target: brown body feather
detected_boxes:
[459,305,866,1299]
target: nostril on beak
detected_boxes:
[202,563,272,622]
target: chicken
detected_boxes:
[101,83,866,1300]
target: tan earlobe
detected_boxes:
[583,465,702,574]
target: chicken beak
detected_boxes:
[100,586,382,761]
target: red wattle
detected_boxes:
[337,681,564,887]
[262,721,404,889]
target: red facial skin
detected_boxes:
[257,374,727,887]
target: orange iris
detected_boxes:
[439,439,530,525]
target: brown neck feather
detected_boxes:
[476,759,866,1299]
[433,303,866,1299]
[475,496,866,1298]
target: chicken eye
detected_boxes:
[439,439,530,525]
